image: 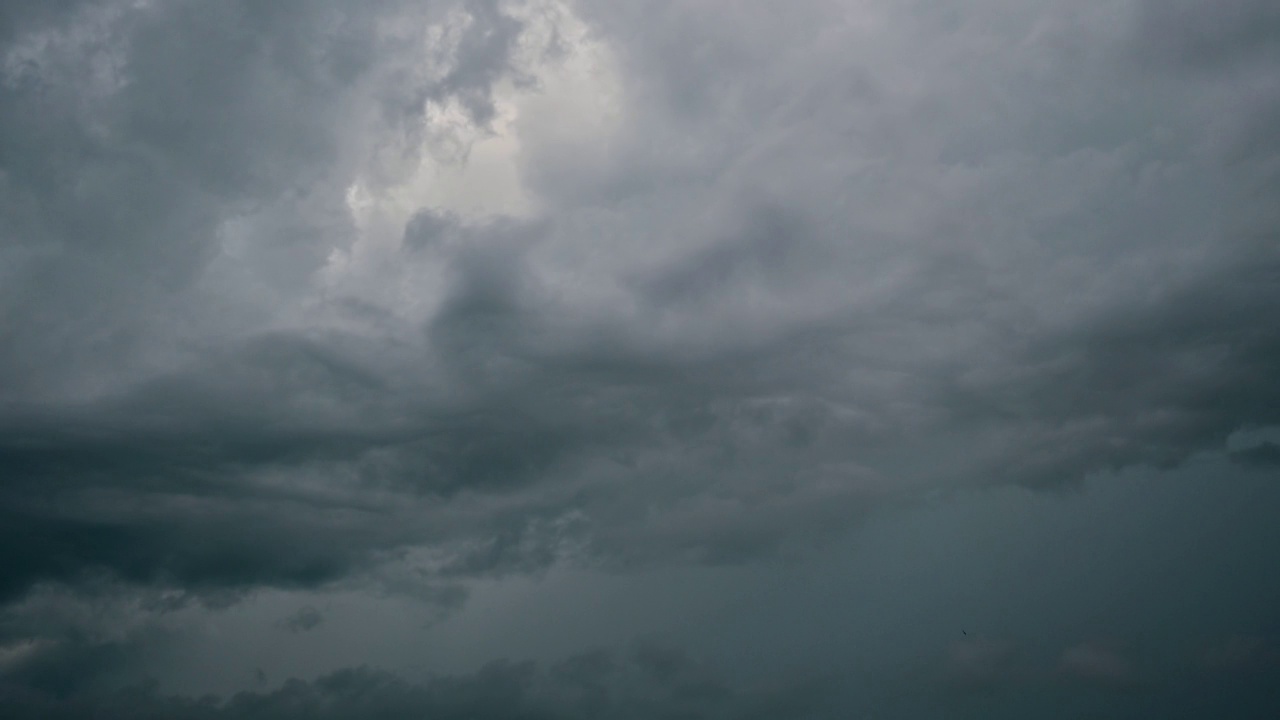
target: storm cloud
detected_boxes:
[2,0,1279,716]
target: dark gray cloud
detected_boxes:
[278,606,324,634]
[8,634,1274,720]
[0,0,548,601]
[5,0,1279,603]
[0,641,835,720]
[1134,0,1280,71]
[2,0,1279,715]
[1229,441,1280,468]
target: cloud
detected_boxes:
[1229,441,1280,468]
[277,606,324,634]
[1133,0,1280,72]
[0,2,1278,697]
[0,642,834,720]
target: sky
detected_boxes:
[1,0,1279,717]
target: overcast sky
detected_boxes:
[2,0,1279,717]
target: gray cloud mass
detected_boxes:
[2,0,1279,716]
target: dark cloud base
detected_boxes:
[0,643,833,720]
[3,643,1279,720]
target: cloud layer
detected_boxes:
[2,0,1279,716]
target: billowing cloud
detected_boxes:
[5,0,1280,601]
[2,0,1279,715]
